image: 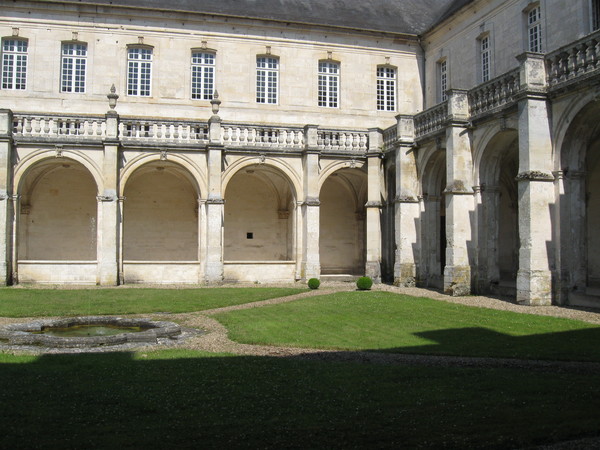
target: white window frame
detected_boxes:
[438,59,448,103]
[127,46,153,97]
[318,61,339,108]
[256,56,278,104]
[480,35,491,83]
[1,38,28,90]
[592,0,600,31]
[191,51,215,100]
[376,66,396,111]
[527,5,542,53]
[61,42,87,93]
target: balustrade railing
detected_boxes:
[119,119,208,143]
[317,130,368,152]
[221,124,304,149]
[382,125,397,150]
[13,114,106,139]
[414,101,448,139]
[546,29,600,88]
[468,68,520,117]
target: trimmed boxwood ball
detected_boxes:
[356,276,373,290]
[308,278,320,289]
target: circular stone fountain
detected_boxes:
[0,316,197,353]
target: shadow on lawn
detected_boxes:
[380,326,600,362]
[1,350,600,449]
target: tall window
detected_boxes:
[191,51,215,100]
[438,59,448,102]
[376,66,396,111]
[61,43,87,93]
[593,0,600,31]
[318,61,339,108]
[527,5,542,52]
[480,36,491,82]
[1,38,27,90]
[127,47,152,96]
[256,56,278,104]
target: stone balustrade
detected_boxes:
[221,124,304,149]
[468,68,521,118]
[317,129,369,152]
[414,101,448,140]
[119,119,208,144]
[382,125,397,151]
[13,114,106,140]
[546,29,600,88]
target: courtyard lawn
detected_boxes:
[214,291,600,361]
[0,349,599,449]
[0,287,304,317]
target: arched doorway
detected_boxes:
[319,168,366,275]
[478,130,519,296]
[223,164,296,282]
[122,160,199,283]
[17,159,98,283]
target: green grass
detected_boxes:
[214,291,600,361]
[0,349,599,448]
[0,287,304,317]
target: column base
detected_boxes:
[393,263,416,287]
[98,263,119,286]
[205,262,224,284]
[365,261,381,283]
[301,262,320,281]
[516,269,552,305]
[443,265,471,296]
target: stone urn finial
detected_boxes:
[107,84,119,111]
[210,90,221,116]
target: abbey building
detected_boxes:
[1,0,599,307]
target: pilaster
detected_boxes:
[300,124,320,280]
[393,115,420,287]
[365,128,383,282]
[0,110,14,285]
[515,52,554,306]
[443,90,474,296]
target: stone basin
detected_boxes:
[0,316,182,348]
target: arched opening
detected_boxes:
[381,162,396,282]
[560,100,600,306]
[223,164,296,282]
[420,150,446,288]
[122,161,199,283]
[478,130,519,296]
[320,168,366,275]
[17,159,98,283]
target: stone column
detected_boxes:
[443,89,474,296]
[97,108,120,285]
[515,53,555,306]
[393,116,420,286]
[0,109,13,285]
[205,94,224,283]
[365,128,383,282]
[300,125,320,280]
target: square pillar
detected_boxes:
[300,125,320,280]
[0,110,14,285]
[393,115,420,287]
[204,146,224,283]
[97,111,120,285]
[443,90,474,296]
[365,128,383,282]
[515,52,554,306]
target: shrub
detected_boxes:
[308,278,320,289]
[356,276,373,290]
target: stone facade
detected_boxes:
[1,0,600,307]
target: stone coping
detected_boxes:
[0,316,183,349]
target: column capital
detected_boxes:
[303,197,320,207]
[516,170,555,182]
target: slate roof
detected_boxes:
[30,0,476,36]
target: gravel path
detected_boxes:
[2,283,600,373]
